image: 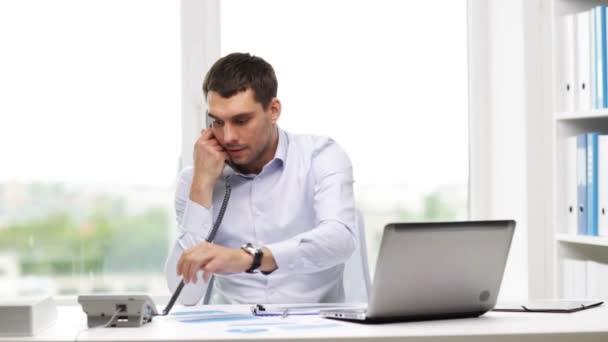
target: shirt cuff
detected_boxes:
[265,238,300,275]
[181,199,213,236]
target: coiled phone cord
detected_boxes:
[160,176,232,316]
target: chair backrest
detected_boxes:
[342,208,372,303]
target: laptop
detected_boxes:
[320,220,515,323]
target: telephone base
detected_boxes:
[78,294,158,328]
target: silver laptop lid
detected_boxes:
[367,220,515,318]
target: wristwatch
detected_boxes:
[241,243,263,273]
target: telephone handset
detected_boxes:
[206,119,236,172]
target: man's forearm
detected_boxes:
[189,175,215,208]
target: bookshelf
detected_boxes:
[555,109,608,120]
[551,0,608,300]
[557,233,608,247]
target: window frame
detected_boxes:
[180,0,221,170]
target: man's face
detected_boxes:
[206,88,280,173]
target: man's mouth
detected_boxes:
[226,147,246,157]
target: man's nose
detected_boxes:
[222,124,237,143]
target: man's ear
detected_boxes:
[268,98,281,124]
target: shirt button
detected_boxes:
[289,264,294,270]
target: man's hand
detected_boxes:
[177,242,252,284]
[190,129,228,208]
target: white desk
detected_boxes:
[3,304,608,342]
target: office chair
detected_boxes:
[342,208,372,303]
[202,208,372,304]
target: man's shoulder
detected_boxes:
[284,131,351,166]
[285,131,338,153]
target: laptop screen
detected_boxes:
[367,220,515,318]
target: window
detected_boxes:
[0,0,180,296]
[221,0,469,271]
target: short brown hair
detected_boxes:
[203,53,278,109]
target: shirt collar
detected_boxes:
[274,126,288,165]
[222,126,287,178]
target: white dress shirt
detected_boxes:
[165,127,357,305]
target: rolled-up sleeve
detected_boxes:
[266,138,357,275]
[173,167,214,247]
[178,199,213,245]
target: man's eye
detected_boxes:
[212,120,224,127]
[234,118,249,125]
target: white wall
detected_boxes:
[469,0,530,300]
[522,0,554,300]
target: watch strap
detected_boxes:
[242,243,263,273]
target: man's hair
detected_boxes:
[203,52,278,109]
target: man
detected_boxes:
[165,53,357,304]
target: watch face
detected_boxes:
[242,243,261,255]
[241,243,263,273]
